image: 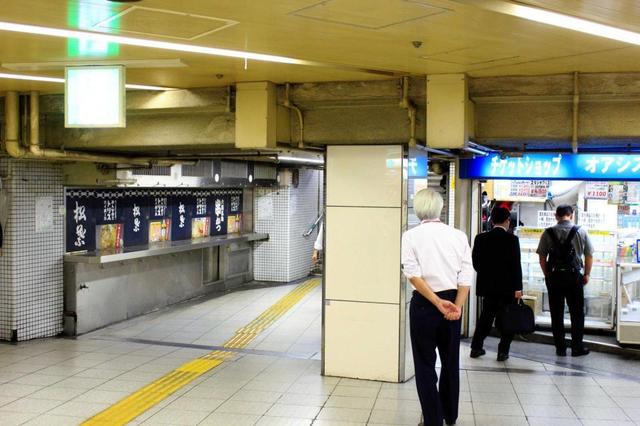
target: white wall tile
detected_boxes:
[0,160,64,341]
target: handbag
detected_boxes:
[496,299,535,335]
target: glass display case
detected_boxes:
[617,263,640,344]
[517,226,617,329]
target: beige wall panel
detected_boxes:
[326,206,401,304]
[324,300,399,382]
[580,103,640,138]
[235,81,277,149]
[326,145,402,208]
[426,74,468,149]
[475,102,572,139]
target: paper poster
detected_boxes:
[537,210,556,228]
[257,195,274,220]
[608,182,627,205]
[585,182,609,200]
[494,180,549,201]
[96,224,123,250]
[577,211,605,229]
[626,183,640,204]
[191,217,210,239]
[35,196,54,233]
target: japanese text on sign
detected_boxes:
[154,197,167,217]
[461,153,640,180]
[230,195,241,213]
[73,201,87,248]
[103,199,117,222]
[196,197,207,216]
[178,203,186,228]
[585,182,609,200]
[132,204,141,233]
[215,198,225,232]
[489,155,562,178]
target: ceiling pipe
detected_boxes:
[399,76,417,147]
[572,72,580,154]
[281,83,304,149]
[4,91,186,166]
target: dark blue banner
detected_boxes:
[123,196,150,247]
[170,195,193,241]
[211,194,229,236]
[65,194,96,252]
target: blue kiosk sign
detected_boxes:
[459,153,640,181]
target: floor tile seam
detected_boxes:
[485,344,640,383]
[597,376,636,422]
[363,380,384,425]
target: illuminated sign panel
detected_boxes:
[460,153,640,181]
[65,65,125,128]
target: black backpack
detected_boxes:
[547,226,581,274]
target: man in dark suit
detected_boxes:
[470,207,523,361]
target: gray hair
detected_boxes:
[413,189,443,221]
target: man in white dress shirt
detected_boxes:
[402,189,472,426]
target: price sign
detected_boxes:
[585,182,609,200]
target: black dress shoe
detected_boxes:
[556,349,567,356]
[497,353,509,362]
[572,347,590,357]
[446,421,456,425]
[470,349,486,358]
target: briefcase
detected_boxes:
[496,300,535,335]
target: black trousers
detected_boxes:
[471,294,516,355]
[410,290,460,426]
[546,271,584,351]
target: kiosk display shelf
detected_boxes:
[617,263,640,344]
[517,227,617,329]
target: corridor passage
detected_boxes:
[0,281,638,425]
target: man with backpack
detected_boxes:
[537,205,594,357]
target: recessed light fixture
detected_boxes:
[0,21,306,65]
[0,72,174,90]
[458,0,640,46]
[278,155,324,165]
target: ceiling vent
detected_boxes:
[94,6,238,40]
[290,0,449,30]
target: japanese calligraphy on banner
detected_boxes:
[123,196,149,247]
[585,182,609,199]
[170,196,192,241]
[211,194,229,236]
[460,153,640,181]
[65,196,95,252]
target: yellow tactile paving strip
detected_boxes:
[82,278,320,426]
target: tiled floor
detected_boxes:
[0,282,639,425]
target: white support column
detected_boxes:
[322,145,411,382]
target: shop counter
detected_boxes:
[64,232,269,336]
[64,233,269,264]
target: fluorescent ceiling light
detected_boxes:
[3,58,186,71]
[0,21,306,65]
[124,83,175,91]
[0,72,63,83]
[466,1,640,46]
[278,155,324,165]
[0,72,174,90]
